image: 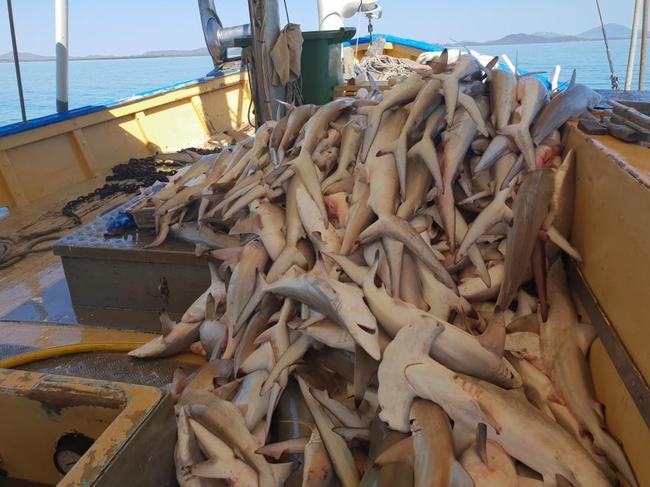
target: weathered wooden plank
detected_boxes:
[0,72,247,151]
[191,95,213,136]
[72,129,97,178]
[0,151,28,206]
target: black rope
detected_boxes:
[61,155,185,223]
[595,0,620,90]
[282,0,290,24]
[6,0,26,121]
[0,148,221,268]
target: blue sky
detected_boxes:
[0,0,637,56]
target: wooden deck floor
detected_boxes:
[0,175,134,320]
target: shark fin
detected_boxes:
[476,422,488,465]
[159,310,176,335]
[229,212,261,235]
[204,293,217,321]
[575,323,597,355]
[499,124,536,171]
[477,312,506,357]
[374,436,414,467]
[568,69,577,90]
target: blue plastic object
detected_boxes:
[343,34,445,53]
[105,212,136,236]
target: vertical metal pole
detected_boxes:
[56,0,69,113]
[626,0,642,90]
[6,0,27,122]
[247,0,285,125]
[247,0,265,124]
[640,0,649,90]
[264,0,284,118]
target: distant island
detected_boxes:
[0,22,641,62]
[0,48,209,63]
[464,23,637,46]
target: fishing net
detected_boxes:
[354,54,422,80]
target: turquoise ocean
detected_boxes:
[0,38,647,127]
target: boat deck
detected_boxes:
[0,175,134,322]
[0,179,206,386]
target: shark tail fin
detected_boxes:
[499,123,536,171]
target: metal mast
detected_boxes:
[625,0,642,90]
[641,0,650,89]
[55,0,69,113]
[247,0,284,124]
[6,0,27,122]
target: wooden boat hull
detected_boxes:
[0,69,251,208]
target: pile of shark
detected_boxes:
[128,50,635,487]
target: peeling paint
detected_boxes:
[0,369,165,487]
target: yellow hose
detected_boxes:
[0,342,145,369]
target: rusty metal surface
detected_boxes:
[92,393,177,487]
[0,369,167,486]
[16,351,199,387]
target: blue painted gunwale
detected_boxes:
[343,33,445,53]
[0,67,244,138]
[1,34,440,138]
[4,34,557,138]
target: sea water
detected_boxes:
[0,38,647,127]
[0,55,215,126]
[479,38,647,90]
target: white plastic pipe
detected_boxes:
[550,65,561,91]
[640,0,649,90]
[55,0,68,113]
[318,0,376,30]
[625,0,642,90]
[500,54,516,74]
